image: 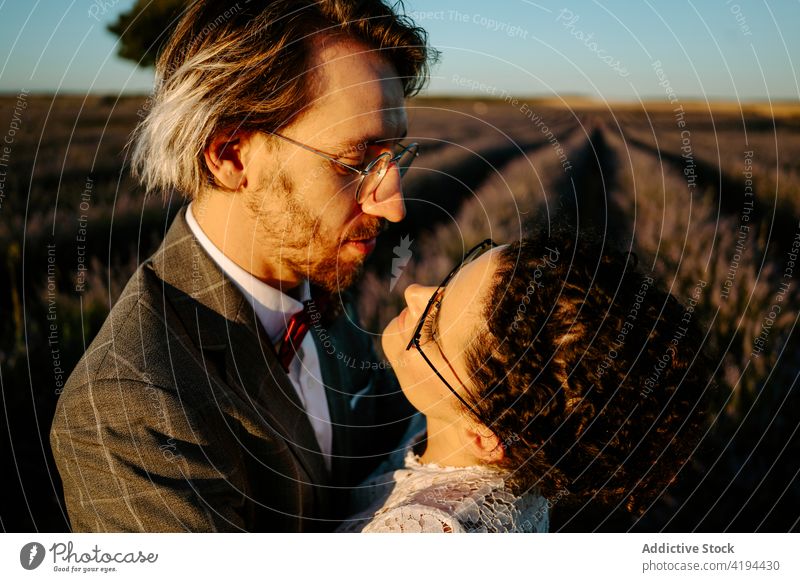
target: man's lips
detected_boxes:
[343,237,377,255]
[344,219,387,245]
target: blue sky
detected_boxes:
[0,0,798,102]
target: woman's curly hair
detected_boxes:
[464,225,714,518]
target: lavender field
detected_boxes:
[1,94,798,531]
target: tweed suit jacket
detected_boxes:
[50,207,413,532]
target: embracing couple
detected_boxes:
[51,0,710,533]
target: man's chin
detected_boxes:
[310,257,365,294]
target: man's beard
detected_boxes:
[247,169,386,294]
[307,218,385,293]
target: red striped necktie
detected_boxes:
[277,291,332,373]
[277,300,312,373]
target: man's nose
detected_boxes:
[404,284,435,320]
[359,163,406,222]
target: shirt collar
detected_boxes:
[185,202,310,344]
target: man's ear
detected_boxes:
[465,422,505,464]
[204,130,251,191]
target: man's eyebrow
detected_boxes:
[332,130,409,156]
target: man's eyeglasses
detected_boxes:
[268,131,419,204]
[406,239,499,416]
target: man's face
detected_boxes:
[245,36,408,294]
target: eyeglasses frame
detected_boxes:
[405,239,499,417]
[268,131,419,204]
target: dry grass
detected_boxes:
[2,95,798,531]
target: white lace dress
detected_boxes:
[337,419,550,533]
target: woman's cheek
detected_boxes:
[381,319,402,365]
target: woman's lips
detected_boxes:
[398,306,408,330]
[398,307,417,340]
[390,307,411,349]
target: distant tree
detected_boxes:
[107,0,186,67]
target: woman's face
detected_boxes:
[382,245,506,419]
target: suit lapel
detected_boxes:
[148,206,330,489]
[309,330,351,483]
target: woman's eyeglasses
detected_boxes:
[268,131,419,204]
[406,239,498,416]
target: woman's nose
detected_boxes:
[404,284,436,320]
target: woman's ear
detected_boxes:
[204,130,251,191]
[464,422,505,463]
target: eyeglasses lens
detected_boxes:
[356,145,418,203]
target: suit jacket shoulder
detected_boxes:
[52,208,320,531]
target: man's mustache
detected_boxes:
[344,218,387,241]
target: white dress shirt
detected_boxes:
[185,203,332,471]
